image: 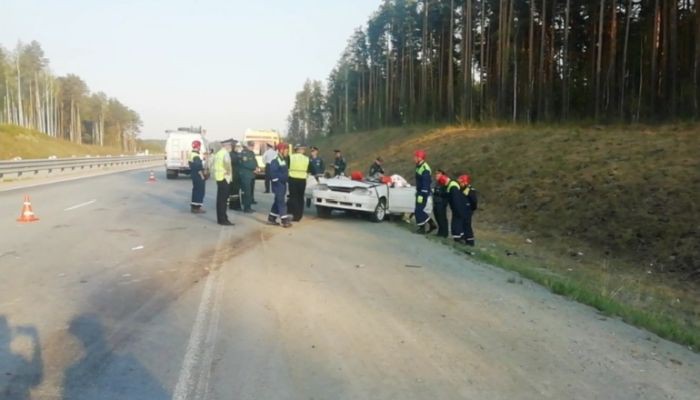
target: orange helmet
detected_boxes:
[191,140,202,149]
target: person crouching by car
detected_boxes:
[368,157,385,180]
[458,174,478,247]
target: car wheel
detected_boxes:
[166,169,178,179]
[317,205,332,219]
[370,198,387,223]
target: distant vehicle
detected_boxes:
[307,176,433,223]
[243,129,281,178]
[164,126,208,179]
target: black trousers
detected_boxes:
[287,178,307,221]
[433,201,449,237]
[264,164,271,193]
[216,180,230,223]
[250,176,256,202]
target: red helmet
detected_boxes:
[458,174,471,186]
[276,143,287,152]
[437,174,450,186]
[191,140,202,149]
[414,150,426,160]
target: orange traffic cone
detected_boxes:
[148,171,157,183]
[17,195,39,223]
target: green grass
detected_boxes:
[1,124,133,159]
[313,123,700,351]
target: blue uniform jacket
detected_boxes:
[415,161,432,197]
[270,156,289,185]
[448,182,470,218]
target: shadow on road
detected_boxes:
[61,314,169,400]
[0,316,43,400]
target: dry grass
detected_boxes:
[1,124,126,160]
[314,123,700,349]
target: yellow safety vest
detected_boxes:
[213,148,228,181]
[447,180,460,192]
[289,153,309,179]
[189,151,200,163]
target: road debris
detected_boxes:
[404,264,423,268]
[131,245,144,251]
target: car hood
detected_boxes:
[323,178,381,189]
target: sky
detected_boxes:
[1,0,380,140]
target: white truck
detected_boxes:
[165,127,208,179]
[306,177,433,223]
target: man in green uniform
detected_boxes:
[238,141,258,213]
[333,149,346,177]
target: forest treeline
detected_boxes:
[288,0,699,142]
[0,41,142,151]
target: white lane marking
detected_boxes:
[172,230,228,400]
[64,199,97,211]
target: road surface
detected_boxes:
[0,168,698,400]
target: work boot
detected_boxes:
[415,225,427,234]
[426,219,437,234]
[218,221,234,226]
[281,218,293,228]
[464,238,475,247]
[267,215,279,225]
[191,207,206,214]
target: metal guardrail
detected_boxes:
[0,155,164,180]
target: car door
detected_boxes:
[387,186,416,214]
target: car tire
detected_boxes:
[370,198,387,223]
[166,169,179,179]
[317,205,332,219]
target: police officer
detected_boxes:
[213,139,234,226]
[287,144,311,221]
[414,150,437,233]
[309,146,325,179]
[239,141,258,213]
[432,169,449,237]
[268,143,292,228]
[333,149,346,177]
[189,140,206,214]
[228,142,242,211]
[368,157,385,179]
[458,174,478,246]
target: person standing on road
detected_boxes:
[189,140,207,214]
[333,149,346,177]
[458,174,478,247]
[309,146,325,180]
[262,143,277,193]
[436,173,468,242]
[287,144,311,221]
[368,157,385,180]
[414,150,437,234]
[432,169,449,237]
[228,142,242,211]
[268,143,292,228]
[214,139,234,226]
[238,142,258,213]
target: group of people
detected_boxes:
[188,139,477,245]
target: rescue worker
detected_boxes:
[432,169,449,237]
[228,142,242,211]
[262,143,277,193]
[268,143,292,228]
[437,173,469,243]
[238,141,258,213]
[458,174,478,246]
[287,144,311,221]
[333,149,346,177]
[368,157,385,179]
[414,150,437,233]
[213,139,235,226]
[309,146,325,180]
[189,140,206,214]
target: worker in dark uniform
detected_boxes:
[287,144,311,222]
[333,149,346,177]
[458,174,478,246]
[262,143,277,193]
[238,141,258,213]
[309,146,325,180]
[368,157,385,179]
[432,169,449,237]
[213,139,234,226]
[268,143,292,228]
[228,142,242,211]
[414,150,437,234]
[437,174,469,243]
[189,140,206,214]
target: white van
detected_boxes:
[165,127,209,179]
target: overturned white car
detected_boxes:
[305,176,433,223]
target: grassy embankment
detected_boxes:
[313,123,700,351]
[0,124,163,159]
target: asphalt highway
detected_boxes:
[0,168,698,400]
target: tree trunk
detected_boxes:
[620,0,632,119]
[447,0,455,120]
[668,0,678,118]
[562,0,571,118]
[538,0,547,120]
[595,0,605,120]
[16,56,24,127]
[605,0,618,115]
[462,0,473,122]
[528,0,536,122]
[695,0,700,117]
[650,0,661,117]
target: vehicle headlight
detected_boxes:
[352,187,371,196]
